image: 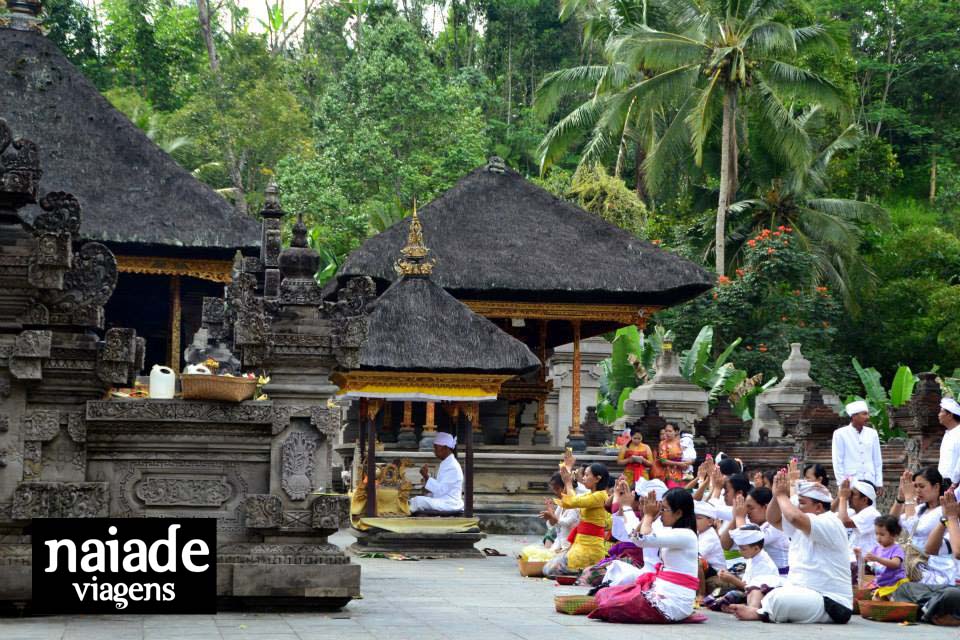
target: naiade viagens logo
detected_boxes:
[32,518,217,614]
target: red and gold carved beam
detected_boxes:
[461,300,659,327]
[116,255,233,283]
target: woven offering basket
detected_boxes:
[181,374,256,402]
[853,586,873,613]
[554,595,597,615]
[518,558,546,577]
[858,600,918,623]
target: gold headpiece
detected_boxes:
[394,202,436,276]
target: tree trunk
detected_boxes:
[716,88,737,275]
[930,152,938,205]
[197,0,220,72]
[635,140,648,203]
[227,148,248,216]
[506,28,513,130]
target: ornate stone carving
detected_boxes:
[86,400,274,423]
[34,191,81,236]
[134,476,233,507]
[96,327,139,385]
[22,410,60,441]
[0,416,8,433]
[217,542,348,564]
[19,303,49,325]
[243,494,283,528]
[226,254,271,365]
[0,118,41,206]
[23,441,42,479]
[324,276,375,370]
[0,375,10,399]
[282,510,312,531]
[311,405,340,438]
[281,431,318,501]
[11,482,109,518]
[311,493,350,531]
[42,242,117,328]
[66,412,86,443]
[9,329,51,380]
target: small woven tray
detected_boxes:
[181,374,256,402]
[518,558,546,577]
[554,595,597,615]
[858,600,918,622]
[853,586,873,613]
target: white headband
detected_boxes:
[797,480,832,502]
[433,431,457,449]
[845,400,869,416]
[853,480,876,503]
[694,500,715,519]
[636,479,668,501]
[942,397,960,418]
[730,527,764,546]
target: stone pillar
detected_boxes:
[549,336,610,446]
[419,401,437,450]
[396,400,417,449]
[534,320,551,444]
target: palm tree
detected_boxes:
[607,0,849,273]
[727,110,887,305]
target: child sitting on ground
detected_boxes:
[862,515,908,599]
[704,524,781,611]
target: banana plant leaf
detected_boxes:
[734,377,778,421]
[615,386,635,419]
[852,358,889,406]
[889,365,916,408]
[680,325,714,383]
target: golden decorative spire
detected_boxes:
[394,202,437,277]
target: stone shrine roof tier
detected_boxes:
[0,25,261,252]
[333,160,714,310]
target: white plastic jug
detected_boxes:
[149,365,176,399]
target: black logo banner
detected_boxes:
[32,518,217,614]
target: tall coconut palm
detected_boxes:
[607,0,848,273]
[727,110,887,305]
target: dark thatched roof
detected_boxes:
[360,275,541,375]
[335,163,714,306]
[0,26,260,251]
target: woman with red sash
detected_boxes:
[589,487,703,623]
[618,430,653,486]
[543,463,611,577]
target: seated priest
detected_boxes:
[410,431,464,514]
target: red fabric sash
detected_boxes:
[566,520,605,544]
[635,563,699,591]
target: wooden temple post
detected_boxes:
[381,401,396,443]
[470,400,483,445]
[364,399,383,518]
[419,400,437,450]
[397,400,416,448]
[462,407,475,518]
[534,320,550,444]
[566,320,586,450]
[571,320,582,433]
[505,402,519,444]
[168,275,182,372]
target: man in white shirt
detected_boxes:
[832,400,883,489]
[938,398,960,483]
[410,431,464,513]
[837,478,881,562]
[731,476,853,624]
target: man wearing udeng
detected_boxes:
[410,431,463,514]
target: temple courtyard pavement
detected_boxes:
[0,533,945,640]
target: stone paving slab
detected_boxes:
[0,533,947,639]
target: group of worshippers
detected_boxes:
[519,399,960,626]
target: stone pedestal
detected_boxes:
[546,336,610,445]
[753,343,842,440]
[624,346,708,431]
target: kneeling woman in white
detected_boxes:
[410,432,463,513]
[589,488,700,623]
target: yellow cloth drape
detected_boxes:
[354,517,480,533]
[558,490,609,570]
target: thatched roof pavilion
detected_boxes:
[0,4,260,371]
[333,158,713,445]
[334,211,539,517]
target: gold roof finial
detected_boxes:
[394,200,437,277]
